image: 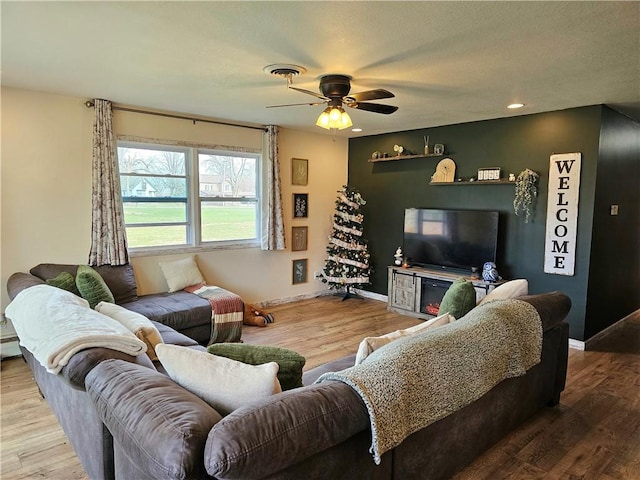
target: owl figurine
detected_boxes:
[482,262,501,282]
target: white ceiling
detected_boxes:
[2,1,639,137]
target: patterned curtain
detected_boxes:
[261,125,286,250]
[88,99,129,266]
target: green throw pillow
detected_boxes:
[76,265,115,309]
[46,271,81,296]
[439,278,476,319]
[207,344,306,391]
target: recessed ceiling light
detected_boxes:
[507,103,525,109]
[352,128,363,132]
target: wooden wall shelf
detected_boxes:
[430,179,515,186]
[369,153,445,163]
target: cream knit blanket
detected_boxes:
[316,299,542,464]
[5,285,146,374]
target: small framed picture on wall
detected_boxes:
[293,193,308,218]
[292,226,308,251]
[292,259,308,284]
[291,158,308,186]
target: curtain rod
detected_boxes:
[85,100,267,132]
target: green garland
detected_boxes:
[513,169,539,223]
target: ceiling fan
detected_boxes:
[265,66,398,130]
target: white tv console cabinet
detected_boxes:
[387,265,503,320]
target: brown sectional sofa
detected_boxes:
[7,266,571,480]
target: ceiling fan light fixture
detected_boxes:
[316,106,352,130]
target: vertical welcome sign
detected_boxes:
[544,153,581,275]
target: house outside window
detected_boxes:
[117,141,260,251]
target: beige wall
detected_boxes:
[1,87,348,322]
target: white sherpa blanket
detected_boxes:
[5,285,147,374]
[316,299,542,464]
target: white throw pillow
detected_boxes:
[95,302,164,361]
[355,312,454,365]
[156,344,281,415]
[478,279,529,306]
[158,255,205,292]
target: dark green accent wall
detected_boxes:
[348,106,609,341]
[585,107,640,338]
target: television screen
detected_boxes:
[403,209,498,272]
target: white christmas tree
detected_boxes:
[321,185,372,298]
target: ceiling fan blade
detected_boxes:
[349,102,399,114]
[347,89,395,102]
[288,86,328,100]
[266,101,325,108]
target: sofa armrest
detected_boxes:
[60,347,156,390]
[86,359,222,480]
[204,381,369,480]
[302,354,356,385]
[6,272,45,300]
[520,291,571,332]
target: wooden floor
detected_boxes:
[1,295,639,479]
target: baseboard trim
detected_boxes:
[568,309,639,351]
[568,339,585,351]
[0,340,22,359]
[353,289,388,302]
[257,290,331,308]
[584,309,640,350]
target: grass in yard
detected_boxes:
[124,204,256,247]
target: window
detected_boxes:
[198,151,259,243]
[117,141,260,250]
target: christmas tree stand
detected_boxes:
[335,285,363,301]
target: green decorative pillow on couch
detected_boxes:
[207,344,306,391]
[46,271,80,296]
[76,265,115,309]
[439,278,476,319]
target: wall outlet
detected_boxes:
[610,204,619,216]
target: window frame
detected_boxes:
[117,140,262,255]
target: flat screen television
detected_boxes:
[403,208,499,272]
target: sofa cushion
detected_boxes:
[438,278,476,318]
[156,344,281,415]
[478,279,528,306]
[30,263,137,304]
[204,381,369,479]
[94,264,138,304]
[86,359,222,480]
[158,256,205,293]
[121,291,212,332]
[76,265,115,309]
[355,312,453,365]
[95,302,164,361]
[207,344,306,391]
[46,271,81,296]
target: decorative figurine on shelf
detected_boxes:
[431,158,457,183]
[470,266,480,280]
[393,144,404,156]
[394,247,403,266]
[482,262,501,282]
